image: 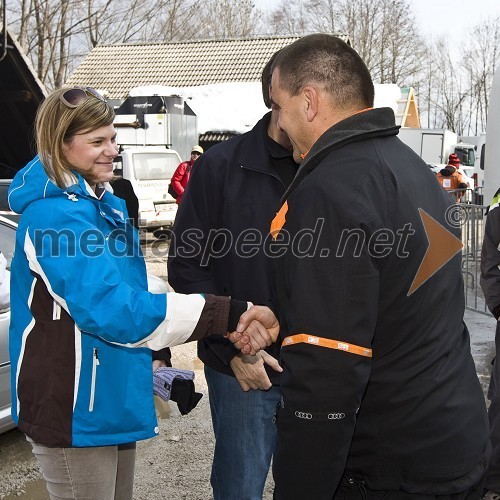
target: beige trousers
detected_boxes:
[26,436,136,500]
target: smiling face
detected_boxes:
[62,124,118,189]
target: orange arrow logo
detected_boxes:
[408,208,463,295]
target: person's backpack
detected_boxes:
[168,182,178,199]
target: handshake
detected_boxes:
[226,305,280,356]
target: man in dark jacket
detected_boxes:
[167,54,297,499]
[268,34,490,499]
[480,188,500,500]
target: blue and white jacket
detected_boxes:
[8,157,242,447]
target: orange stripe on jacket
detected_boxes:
[270,201,288,240]
[282,334,372,358]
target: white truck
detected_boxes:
[459,133,486,191]
[398,128,476,170]
[484,65,500,206]
[112,146,181,230]
[113,94,198,231]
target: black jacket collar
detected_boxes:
[283,107,400,201]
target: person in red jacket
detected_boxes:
[171,145,203,204]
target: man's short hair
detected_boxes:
[261,49,281,109]
[271,34,375,110]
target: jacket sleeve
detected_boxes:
[273,187,377,499]
[171,162,187,195]
[168,154,239,366]
[23,204,245,349]
[480,201,500,319]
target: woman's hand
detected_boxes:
[226,306,280,355]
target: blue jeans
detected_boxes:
[205,365,281,500]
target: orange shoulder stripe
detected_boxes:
[282,334,372,358]
[270,201,288,240]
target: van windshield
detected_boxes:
[133,153,179,180]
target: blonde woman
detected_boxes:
[8,87,278,500]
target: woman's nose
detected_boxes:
[106,142,119,158]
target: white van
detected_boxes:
[113,146,181,230]
[484,67,500,206]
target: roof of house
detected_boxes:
[66,35,349,99]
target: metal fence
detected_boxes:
[456,188,491,316]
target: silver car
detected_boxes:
[0,215,16,433]
[0,214,169,434]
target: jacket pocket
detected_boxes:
[89,347,100,412]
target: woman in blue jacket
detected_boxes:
[8,87,278,500]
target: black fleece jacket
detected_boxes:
[167,113,296,381]
[271,107,490,499]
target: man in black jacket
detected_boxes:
[480,188,500,500]
[167,54,297,500]
[268,34,490,499]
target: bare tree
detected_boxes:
[265,0,426,86]
[422,38,471,133]
[5,0,499,136]
[7,0,266,89]
[462,16,500,134]
[266,0,310,36]
[337,0,425,85]
[196,0,264,39]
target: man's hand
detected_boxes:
[227,305,279,355]
[230,352,283,391]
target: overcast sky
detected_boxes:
[254,0,500,43]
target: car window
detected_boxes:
[0,222,15,269]
[0,182,11,211]
[133,153,179,180]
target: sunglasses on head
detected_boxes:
[59,87,106,108]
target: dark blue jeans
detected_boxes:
[205,365,281,500]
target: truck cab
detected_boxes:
[113,146,181,230]
[454,144,476,168]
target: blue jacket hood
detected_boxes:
[8,156,92,214]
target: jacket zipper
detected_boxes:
[240,164,285,187]
[89,347,99,412]
[52,301,61,320]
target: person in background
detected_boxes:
[167,51,297,500]
[436,152,469,201]
[170,145,203,204]
[268,33,489,499]
[480,187,500,500]
[7,86,278,500]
